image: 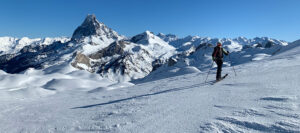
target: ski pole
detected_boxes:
[228,54,237,76]
[205,61,214,83]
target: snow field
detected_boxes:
[0,44,299,132]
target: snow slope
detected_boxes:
[0,38,299,132]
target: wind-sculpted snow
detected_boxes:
[0,37,300,132]
[0,68,133,100]
[0,13,300,132]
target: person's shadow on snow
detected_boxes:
[71,81,213,109]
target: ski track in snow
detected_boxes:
[1,47,300,132]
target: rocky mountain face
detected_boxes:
[70,14,124,73]
[0,41,75,73]
[0,14,293,81]
[71,14,122,41]
[72,31,176,81]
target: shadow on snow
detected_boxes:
[71,81,214,109]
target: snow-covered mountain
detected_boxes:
[0,37,70,55]
[158,34,288,52]
[0,15,175,81]
[149,34,289,76]
[73,31,176,81]
[72,14,121,40]
[68,15,176,81]
[71,14,124,55]
[157,33,178,43]
[0,15,125,75]
[0,14,294,82]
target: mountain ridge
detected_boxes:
[0,14,296,82]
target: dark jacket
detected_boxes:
[212,46,229,60]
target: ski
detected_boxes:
[212,74,228,84]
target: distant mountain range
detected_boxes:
[0,14,298,81]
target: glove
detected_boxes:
[212,57,216,61]
[227,51,230,54]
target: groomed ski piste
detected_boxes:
[0,42,300,132]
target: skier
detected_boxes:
[212,42,229,81]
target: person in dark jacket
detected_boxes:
[212,42,229,81]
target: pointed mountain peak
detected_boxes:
[143,30,155,36]
[71,14,121,41]
[157,33,165,37]
[157,33,178,43]
[165,34,177,38]
[237,36,247,40]
[81,14,100,27]
[130,30,156,44]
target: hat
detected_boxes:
[217,42,222,47]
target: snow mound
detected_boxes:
[88,82,134,93]
[0,69,56,99]
[178,66,201,73]
[135,66,201,83]
[252,53,271,61]
[105,82,135,90]
[0,68,124,100]
[43,78,105,91]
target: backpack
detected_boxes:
[213,46,224,59]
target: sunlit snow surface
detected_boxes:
[0,44,300,132]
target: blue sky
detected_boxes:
[0,0,299,42]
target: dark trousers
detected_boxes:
[215,59,223,80]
